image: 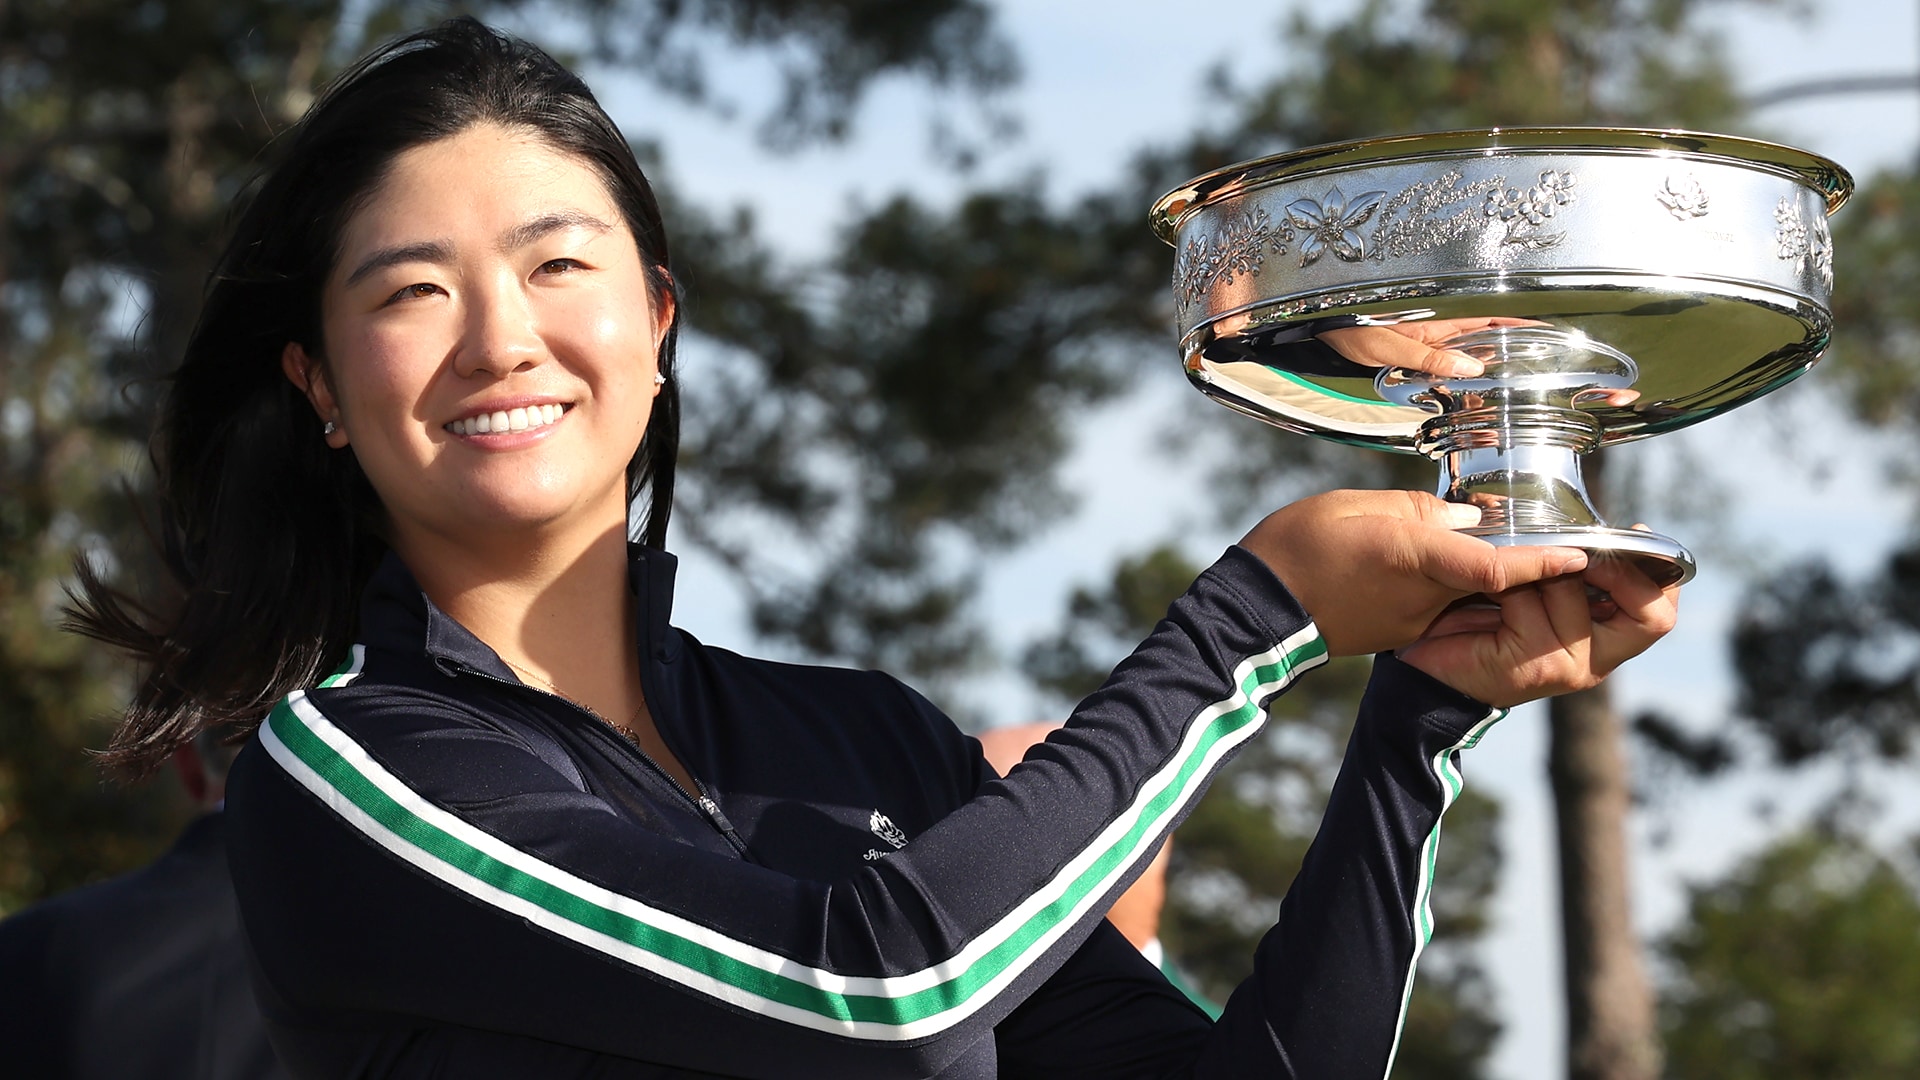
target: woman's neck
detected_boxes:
[389,507,700,796]
[396,515,641,718]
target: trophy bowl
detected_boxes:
[1152,128,1853,586]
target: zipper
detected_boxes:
[458,663,752,858]
[692,791,750,855]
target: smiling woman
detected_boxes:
[64,17,1677,1080]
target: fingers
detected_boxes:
[1289,488,1479,530]
[1420,346,1485,378]
[1401,574,1598,707]
[1416,531,1588,595]
[1584,554,1681,672]
[1318,326,1484,377]
[1587,586,1620,622]
[1579,387,1641,408]
[1243,490,1674,670]
[1586,552,1677,628]
[1483,575,1585,661]
[1420,597,1503,639]
[1395,537,1680,707]
[1535,574,1595,654]
[1392,489,1484,529]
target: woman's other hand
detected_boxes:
[1394,546,1680,707]
[1314,317,1640,406]
[1314,316,1536,376]
[1239,490,1590,658]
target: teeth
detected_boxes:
[446,404,567,437]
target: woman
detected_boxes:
[71,19,1676,1079]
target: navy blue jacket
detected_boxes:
[225,545,1501,1078]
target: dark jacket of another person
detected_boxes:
[0,812,287,1080]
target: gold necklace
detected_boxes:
[502,658,649,737]
[502,658,701,798]
[501,657,573,702]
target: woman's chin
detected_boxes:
[398,488,628,550]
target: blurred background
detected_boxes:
[5,1,1920,1077]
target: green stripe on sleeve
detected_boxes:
[1380,704,1506,1078]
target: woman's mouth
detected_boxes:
[444,403,569,437]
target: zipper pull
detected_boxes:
[695,793,750,856]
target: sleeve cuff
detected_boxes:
[1204,544,1316,648]
[1364,651,1505,744]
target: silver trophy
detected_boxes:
[1152,129,1852,586]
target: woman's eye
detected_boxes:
[538,258,583,275]
[384,282,441,305]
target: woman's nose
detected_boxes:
[453,279,545,378]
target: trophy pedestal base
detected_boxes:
[1463,525,1694,588]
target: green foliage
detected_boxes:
[0,0,397,907]
[1660,830,1920,1077]
[1823,169,1920,435]
[1021,545,1204,702]
[668,180,1164,688]
[1227,0,1748,144]
[1395,958,1505,1080]
[563,0,1015,148]
[1702,11,1920,778]
[1727,547,1920,765]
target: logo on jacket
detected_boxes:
[863,810,910,861]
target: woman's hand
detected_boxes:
[1315,317,1640,406]
[1394,549,1680,707]
[1239,490,1590,658]
[1316,316,1539,376]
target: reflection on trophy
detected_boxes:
[1152,129,1853,586]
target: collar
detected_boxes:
[357,544,682,676]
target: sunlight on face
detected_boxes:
[301,122,672,559]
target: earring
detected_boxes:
[653,373,666,386]
[323,421,338,436]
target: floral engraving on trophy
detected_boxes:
[1172,206,1293,311]
[1658,173,1711,220]
[1811,214,1835,287]
[1367,170,1504,260]
[1774,195,1833,288]
[1285,186,1389,266]
[1485,170,1578,249]
[1773,196,1807,259]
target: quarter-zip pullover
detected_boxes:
[226,544,1501,1078]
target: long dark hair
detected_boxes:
[68,18,681,775]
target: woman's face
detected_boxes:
[287,122,671,554]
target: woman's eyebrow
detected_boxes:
[340,212,613,288]
[499,210,613,253]
[343,240,454,288]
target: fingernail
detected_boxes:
[1447,354,1484,377]
[1553,548,1589,573]
[1443,503,1483,528]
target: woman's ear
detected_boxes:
[649,295,677,398]
[282,342,349,448]
[650,272,677,354]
